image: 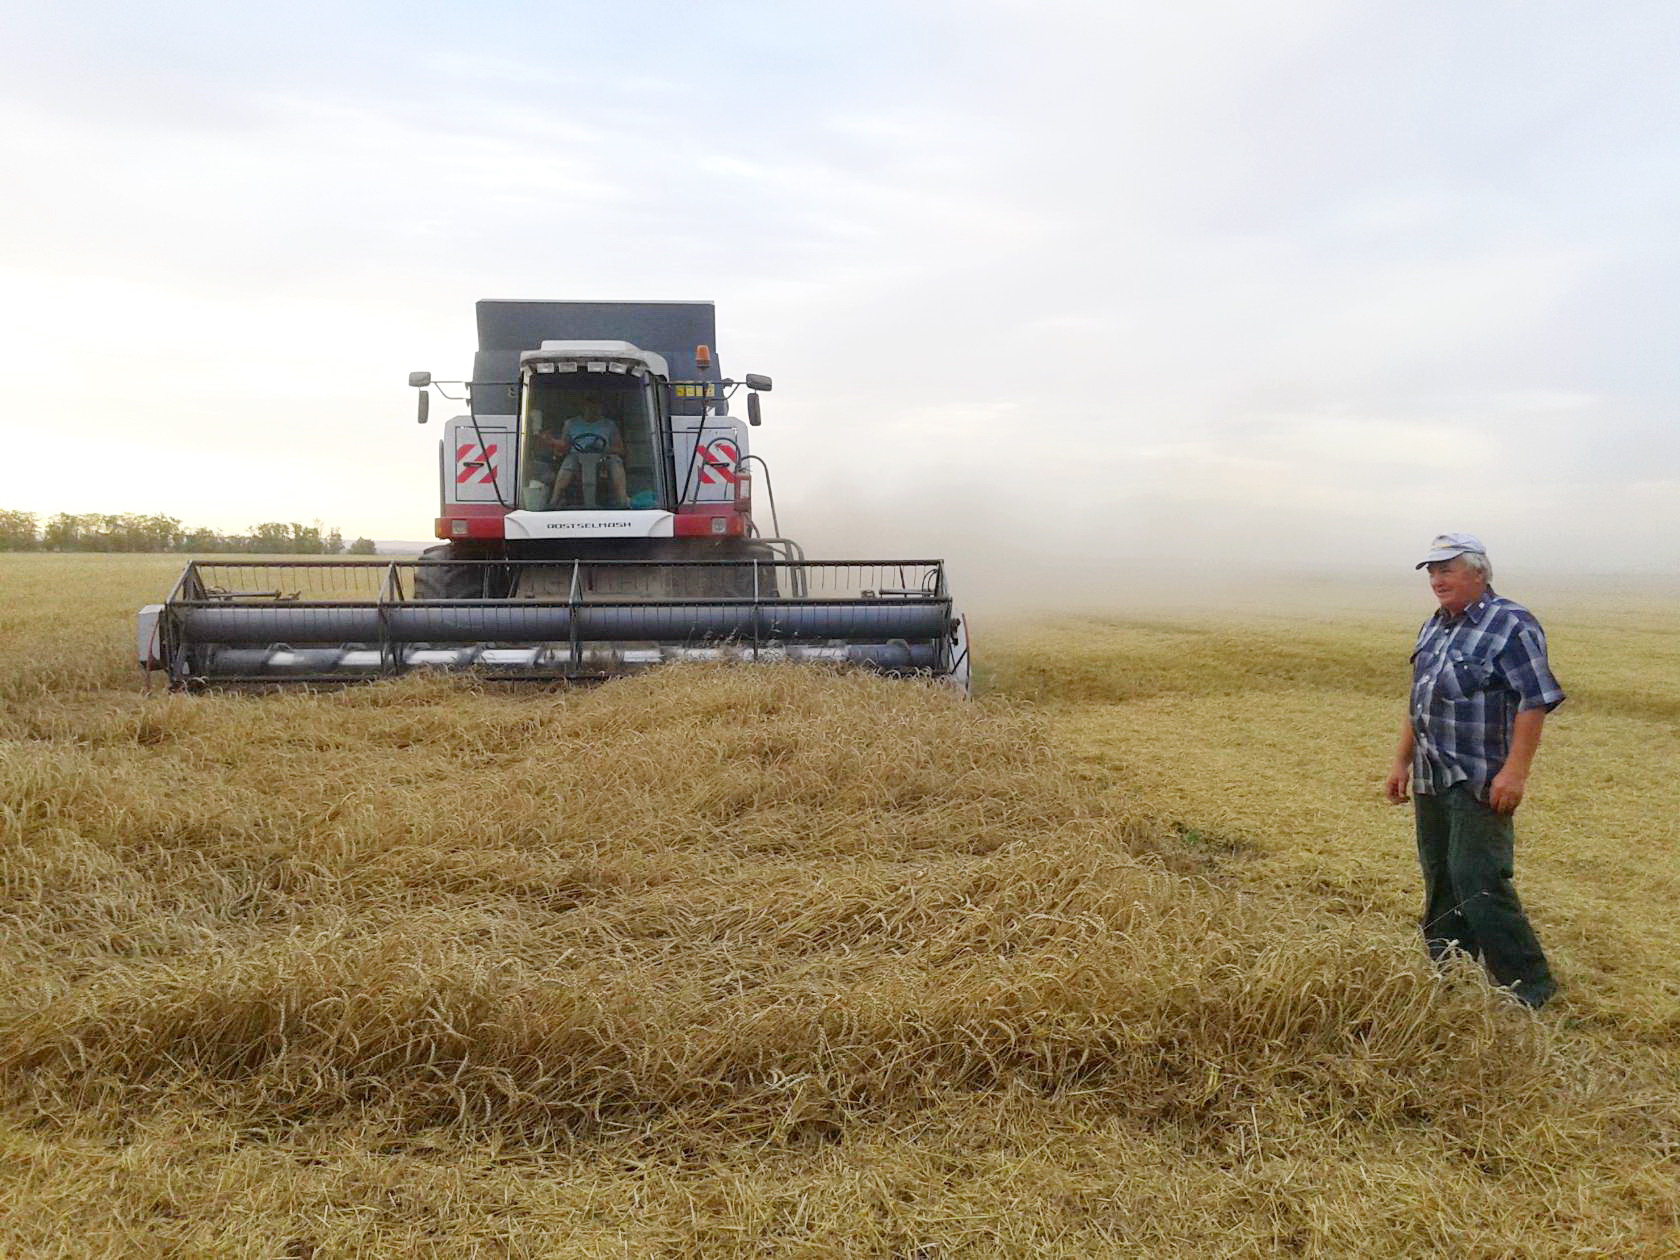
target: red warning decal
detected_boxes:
[455,443,499,485]
[696,438,740,486]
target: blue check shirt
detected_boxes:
[1410,590,1565,800]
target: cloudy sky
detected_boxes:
[2,0,1676,582]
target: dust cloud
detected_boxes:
[776,478,1680,629]
[781,480,1421,623]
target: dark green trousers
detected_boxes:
[1414,785,1555,1007]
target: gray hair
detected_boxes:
[1459,550,1493,582]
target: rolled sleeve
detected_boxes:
[1499,626,1566,712]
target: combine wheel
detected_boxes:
[711,541,783,599]
[414,543,511,599]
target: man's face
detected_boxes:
[1426,556,1486,616]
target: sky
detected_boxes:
[2,0,1676,588]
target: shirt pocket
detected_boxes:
[1437,650,1498,702]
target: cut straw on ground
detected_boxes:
[1,554,1677,1256]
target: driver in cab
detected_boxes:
[540,396,629,509]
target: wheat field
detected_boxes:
[1,553,1676,1257]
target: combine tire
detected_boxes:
[712,541,783,598]
[414,543,510,599]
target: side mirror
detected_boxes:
[747,392,762,427]
[408,371,432,388]
[743,373,772,392]
[416,391,430,425]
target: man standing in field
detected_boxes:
[1384,533,1564,1008]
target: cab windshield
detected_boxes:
[519,375,663,511]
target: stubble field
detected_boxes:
[1,553,1677,1257]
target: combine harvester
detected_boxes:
[139,301,970,691]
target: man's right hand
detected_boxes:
[1384,764,1411,805]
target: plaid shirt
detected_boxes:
[1410,590,1565,799]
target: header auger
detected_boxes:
[139,300,970,691]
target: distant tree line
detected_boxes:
[0,510,378,555]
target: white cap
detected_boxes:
[1415,532,1487,569]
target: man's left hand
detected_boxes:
[1488,768,1527,814]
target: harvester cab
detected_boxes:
[426,302,765,559]
[137,300,970,691]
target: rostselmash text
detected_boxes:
[544,520,634,531]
